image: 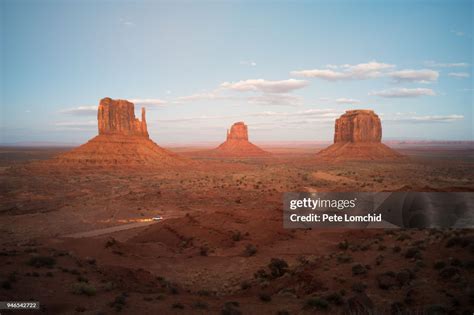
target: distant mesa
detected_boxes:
[317,109,403,161]
[53,97,187,167]
[214,122,270,157]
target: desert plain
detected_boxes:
[0,139,473,314]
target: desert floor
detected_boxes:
[0,143,473,314]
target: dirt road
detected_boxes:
[63,221,157,238]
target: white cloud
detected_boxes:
[291,61,395,80]
[451,30,465,37]
[156,115,237,123]
[174,87,303,106]
[173,89,240,103]
[389,69,439,83]
[120,17,135,27]
[335,98,361,105]
[54,121,96,130]
[55,121,96,126]
[448,72,470,78]
[253,108,343,120]
[424,61,470,68]
[386,114,464,123]
[221,79,308,93]
[247,93,303,106]
[369,88,436,98]
[60,106,97,116]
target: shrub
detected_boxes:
[392,246,401,253]
[405,247,421,259]
[105,238,117,248]
[326,292,344,305]
[268,258,289,278]
[221,301,241,315]
[232,231,242,242]
[244,244,257,257]
[199,246,209,256]
[72,282,96,296]
[338,240,349,250]
[109,293,127,311]
[240,281,251,290]
[352,264,368,276]
[27,256,56,268]
[172,302,184,309]
[193,301,208,309]
[305,297,329,310]
[259,292,272,302]
[337,253,353,264]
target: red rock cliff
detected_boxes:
[214,121,269,156]
[334,110,381,143]
[97,97,149,137]
[226,122,248,141]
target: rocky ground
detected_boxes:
[0,144,473,314]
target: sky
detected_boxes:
[1,0,473,145]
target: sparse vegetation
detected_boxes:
[338,239,349,250]
[244,244,257,257]
[72,282,96,296]
[221,301,241,315]
[109,293,128,311]
[268,258,289,278]
[105,238,117,248]
[27,255,56,268]
[193,301,208,309]
[352,263,368,276]
[259,292,272,302]
[231,231,242,242]
[199,246,209,256]
[305,297,329,310]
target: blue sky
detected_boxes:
[1,0,473,144]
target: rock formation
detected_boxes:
[318,110,402,161]
[97,98,149,137]
[226,122,248,141]
[53,97,187,167]
[334,110,381,143]
[214,122,269,157]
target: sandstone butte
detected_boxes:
[317,109,403,160]
[53,97,187,167]
[214,122,270,157]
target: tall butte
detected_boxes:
[54,97,187,167]
[317,109,402,160]
[214,122,269,156]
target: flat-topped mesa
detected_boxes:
[97,97,149,137]
[226,122,248,141]
[334,109,381,143]
[317,109,403,161]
